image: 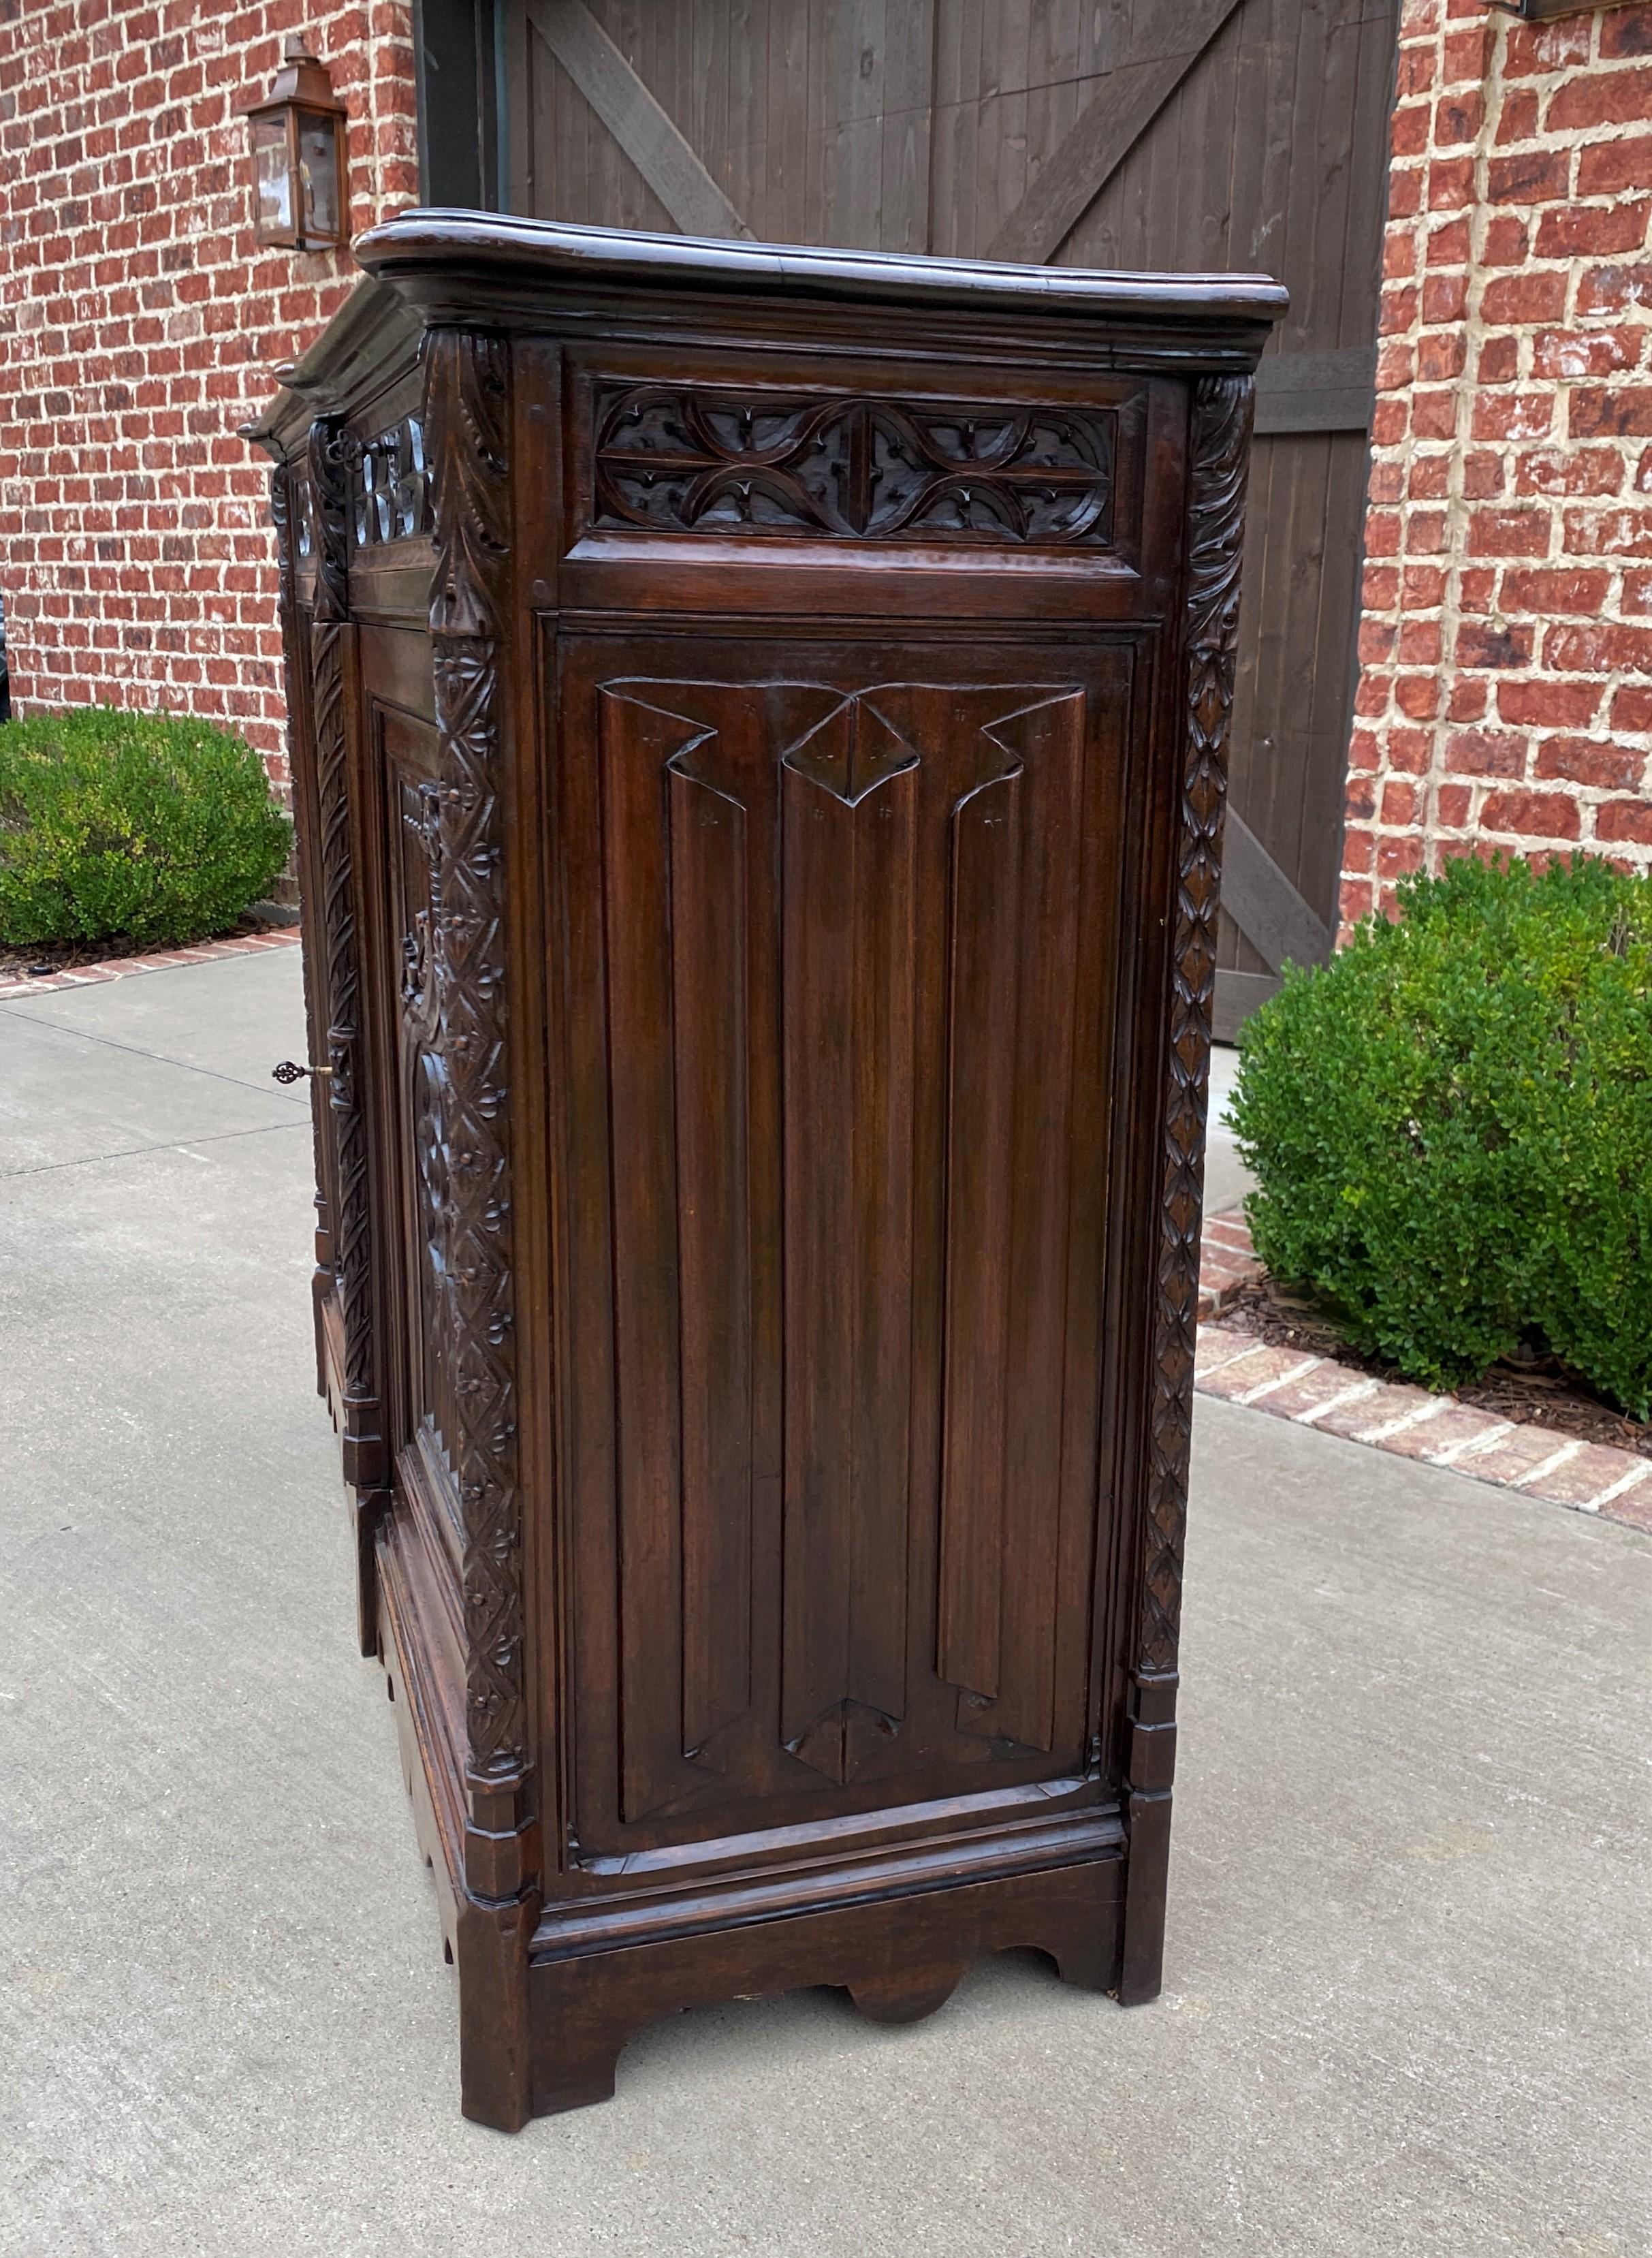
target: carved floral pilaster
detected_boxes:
[1117,370,1255,2007]
[1139,373,1255,1685]
[272,458,336,1306]
[422,326,529,1889]
[308,414,380,1483]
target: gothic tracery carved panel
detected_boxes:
[592,385,1119,547]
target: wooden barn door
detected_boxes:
[472,0,1397,1030]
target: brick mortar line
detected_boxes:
[1294,1377,1384,1427]
[1508,1437,1584,1489]
[1354,1395,1453,1445]
[1592,1460,1652,1510]
[1427,1415,1515,1464]
[1235,1353,1325,1407]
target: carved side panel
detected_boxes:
[1139,375,1256,1685]
[590,670,1110,1838]
[423,328,528,1885]
[307,414,381,1486]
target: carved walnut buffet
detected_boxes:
[247,214,1284,2129]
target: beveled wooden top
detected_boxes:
[245,213,1287,455]
[355,209,1287,332]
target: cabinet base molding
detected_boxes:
[380,1507,1134,2128]
[526,1856,1126,2122]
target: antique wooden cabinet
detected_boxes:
[247,215,1284,2129]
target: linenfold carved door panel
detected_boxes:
[569,644,1137,1849]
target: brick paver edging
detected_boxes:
[1194,1203,1649,1534]
[0,928,302,1000]
[1197,1316,1652,1535]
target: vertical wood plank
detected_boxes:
[724,0,763,233]
[822,0,887,249]
[987,692,1086,1753]
[599,687,690,1819]
[880,0,936,252]
[667,762,754,1758]
[780,701,918,1779]
[933,690,1087,1755]
[771,0,810,244]
[935,760,1025,1706]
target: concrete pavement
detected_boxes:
[1,951,1646,2257]
[1204,1039,1252,1215]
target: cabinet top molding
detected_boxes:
[246,214,1286,453]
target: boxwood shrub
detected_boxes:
[0,707,291,950]
[1230,852,1652,1420]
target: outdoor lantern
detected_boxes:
[242,36,349,251]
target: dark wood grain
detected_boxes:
[251,215,1277,2126]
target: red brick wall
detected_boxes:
[1343,0,1652,930]
[0,0,418,791]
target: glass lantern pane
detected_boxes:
[298,112,342,244]
[251,115,293,239]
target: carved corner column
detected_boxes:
[1119,374,1255,2007]
[270,457,337,1390]
[308,413,388,1652]
[424,327,538,2126]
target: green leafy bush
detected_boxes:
[0,707,291,950]
[1230,852,1652,1420]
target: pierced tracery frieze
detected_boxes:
[592,384,1119,547]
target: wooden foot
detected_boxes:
[348,1484,386,1657]
[1051,1932,1116,1993]
[1117,1787,1172,2005]
[846,1964,965,2025]
[531,2039,622,2118]
[458,1895,539,2132]
[1118,1668,1178,2005]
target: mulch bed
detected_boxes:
[1224,1275,1650,1462]
[0,937,130,982]
[0,915,293,986]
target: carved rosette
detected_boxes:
[422,328,527,1824]
[308,415,378,1441]
[1139,373,1254,1681]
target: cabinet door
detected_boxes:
[558,633,1140,1851]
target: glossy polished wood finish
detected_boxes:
[249,214,1283,2127]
